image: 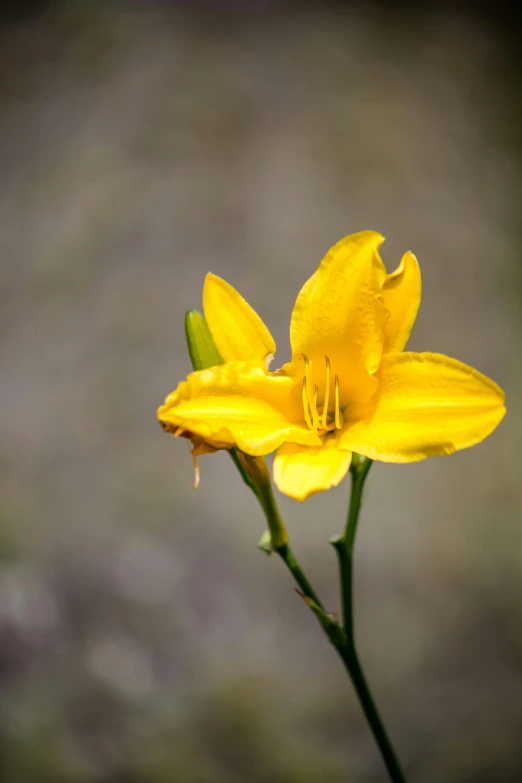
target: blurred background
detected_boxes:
[1,1,521,781]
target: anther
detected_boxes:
[302,354,310,385]
[334,375,341,430]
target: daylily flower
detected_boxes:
[158,231,505,501]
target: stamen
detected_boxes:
[322,356,330,429]
[302,377,313,430]
[334,375,341,430]
[301,354,316,431]
[300,353,342,433]
[173,426,185,439]
[312,384,320,430]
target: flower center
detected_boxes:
[301,354,343,433]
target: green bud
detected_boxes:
[184,310,260,497]
[184,309,222,371]
[183,310,282,540]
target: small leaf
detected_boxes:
[257,530,273,555]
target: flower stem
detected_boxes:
[252,467,324,608]
[252,456,406,782]
[331,455,373,636]
[336,643,406,782]
[331,456,407,783]
[275,542,324,610]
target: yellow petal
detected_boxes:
[158,362,321,456]
[273,441,352,501]
[285,231,389,406]
[203,273,276,365]
[382,251,421,354]
[339,353,505,462]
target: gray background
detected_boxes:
[1,2,521,781]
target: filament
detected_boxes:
[311,384,320,430]
[322,356,330,430]
[301,353,342,432]
[302,376,313,430]
[334,375,341,430]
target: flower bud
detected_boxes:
[184,310,258,494]
[184,309,222,371]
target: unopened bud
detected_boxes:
[184,310,258,495]
[183,311,283,540]
[185,309,222,371]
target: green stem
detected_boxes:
[250,455,406,782]
[331,457,407,783]
[331,456,373,636]
[336,643,405,782]
[275,542,324,610]
[254,469,324,608]
[229,449,259,496]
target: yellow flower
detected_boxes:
[158,231,505,501]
